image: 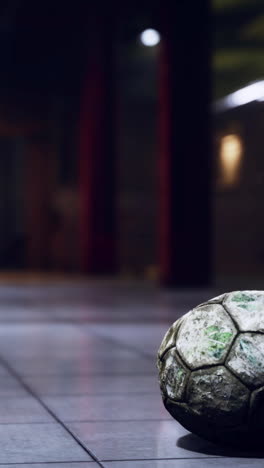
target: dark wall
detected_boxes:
[0,137,24,268]
[214,105,264,278]
[117,43,159,275]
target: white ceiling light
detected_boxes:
[140,29,161,47]
[214,80,264,112]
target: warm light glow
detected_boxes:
[140,29,160,47]
[220,134,243,186]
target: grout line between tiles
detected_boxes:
[0,421,66,425]
[0,319,174,325]
[0,461,98,465]
[0,454,244,464]
[14,372,157,378]
[0,356,104,468]
[64,418,172,423]
[29,392,158,397]
[101,456,234,462]
[73,324,155,361]
[0,460,96,467]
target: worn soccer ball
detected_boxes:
[157,291,264,447]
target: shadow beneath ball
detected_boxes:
[177,433,264,458]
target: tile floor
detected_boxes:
[0,278,261,467]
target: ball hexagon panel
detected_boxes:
[176,304,237,369]
[224,291,264,332]
[157,317,183,361]
[226,333,264,388]
[186,366,250,427]
[159,347,189,401]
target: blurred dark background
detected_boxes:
[0,0,263,287]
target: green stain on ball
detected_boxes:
[232,292,255,305]
[205,325,233,359]
[239,338,264,368]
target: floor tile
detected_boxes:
[0,324,93,357]
[6,355,154,376]
[0,396,54,423]
[0,324,156,376]
[0,375,29,396]
[0,327,130,359]
[3,346,148,363]
[0,281,238,465]
[43,393,168,422]
[0,423,92,463]
[0,366,16,377]
[85,324,172,358]
[0,306,56,322]
[104,460,264,468]
[69,420,221,461]
[24,375,158,396]
[52,304,182,323]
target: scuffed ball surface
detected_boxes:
[157,290,264,447]
[176,304,236,368]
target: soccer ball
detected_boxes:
[157,290,264,447]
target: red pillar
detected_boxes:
[159,1,212,286]
[79,12,117,274]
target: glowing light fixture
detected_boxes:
[219,134,243,186]
[214,80,264,112]
[226,81,264,107]
[140,29,160,47]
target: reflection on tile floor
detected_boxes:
[0,279,261,467]
[43,393,169,422]
[69,420,222,461]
